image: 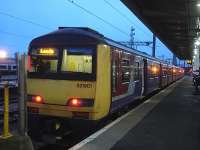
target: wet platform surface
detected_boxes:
[73,76,200,150]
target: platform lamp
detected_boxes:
[0,50,7,59]
[193,39,200,71]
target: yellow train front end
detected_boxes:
[27,44,111,121]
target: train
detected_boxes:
[26,27,184,135]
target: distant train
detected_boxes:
[26,27,184,134]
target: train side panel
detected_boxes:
[161,64,168,88]
[110,48,143,112]
[145,60,160,95]
[167,66,173,84]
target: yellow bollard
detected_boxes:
[0,83,12,139]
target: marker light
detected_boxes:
[69,98,81,107]
[67,98,94,107]
[32,95,43,103]
[72,99,78,105]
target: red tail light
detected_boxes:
[67,98,94,107]
[69,98,81,107]
[32,95,44,104]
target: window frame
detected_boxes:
[28,45,97,81]
[121,58,131,84]
[61,48,93,74]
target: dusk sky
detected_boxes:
[0,0,174,61]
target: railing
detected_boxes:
[0,83,13,138]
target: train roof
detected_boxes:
[29,27,104,47]
[29,27,178,66]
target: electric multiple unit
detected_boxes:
[26,27,184,133]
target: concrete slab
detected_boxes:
[111,76,200,150]
[0,135,34,150]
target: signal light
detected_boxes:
[32,95,44,104]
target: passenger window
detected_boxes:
[134,62,140,81]
[151,64,159,77]
[112,58,117,92]
[61,48,92,73]
[168,68,172,75]
[162,66,167,76]
[148,65,153,78]
[31,57,58,73]
[121,59,130,83]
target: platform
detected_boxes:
[70,76,200,150]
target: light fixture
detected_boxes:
[194,49,198,55]
[195,40,200,46]
[0,50,7,59]
[197,3,200,7]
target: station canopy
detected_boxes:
[122,0,200,59]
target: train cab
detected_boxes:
[27,28,111,123]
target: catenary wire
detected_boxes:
[67,0,130,37]
[103,0,152,39]
[0,11,53,30]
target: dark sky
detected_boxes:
[0,0,173,60]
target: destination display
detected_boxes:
[31,48,58,57]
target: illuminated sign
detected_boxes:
[187,60,192,65]
[39,48,56,56]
